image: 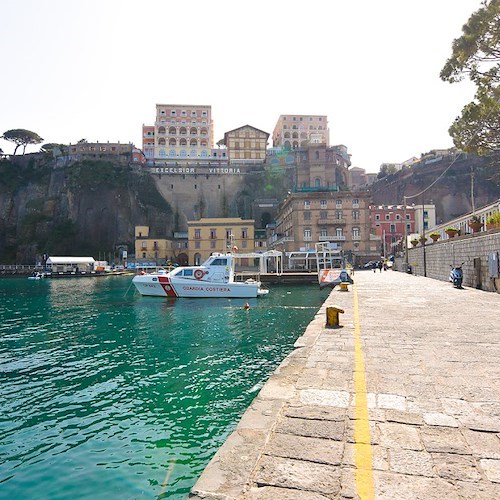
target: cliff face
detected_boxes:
[0,157,173,263]
[370,153,499,224]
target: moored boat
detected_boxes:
[132,253,269,298]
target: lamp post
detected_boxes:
[422,193,427,277]
[403,197,409,271]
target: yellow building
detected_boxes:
[134,226,171,263]
[187,218,255,265]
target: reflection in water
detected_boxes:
[0,277,328,498]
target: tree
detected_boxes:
[1,129,43,155]
[440,0,500,154]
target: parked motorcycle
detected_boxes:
[449,263,464,288]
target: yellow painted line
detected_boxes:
[352,282,375,499]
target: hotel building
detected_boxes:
[272,114,329,150]
[142,104,214,160]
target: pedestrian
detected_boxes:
[378,261,383,272]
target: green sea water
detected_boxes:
[0,276,328,499]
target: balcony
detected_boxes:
[319,235,346,241]
[316,216,346,225]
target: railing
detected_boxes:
[318,235,346,241]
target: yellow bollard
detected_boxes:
[326,306,345,328]
[339,282,349,291]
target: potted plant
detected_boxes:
[445,226,458,238]
[468,215,483,233]
[418,234,427,245]
[410,239,419,247]
[429,232,440,242]
[486,212,500,230]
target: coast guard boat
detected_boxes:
[132,253,268,298]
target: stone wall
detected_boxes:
[394,228,500,292]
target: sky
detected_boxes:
[0,0,482,172]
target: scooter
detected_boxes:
[449,263,464,288]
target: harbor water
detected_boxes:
[0,276,328,499]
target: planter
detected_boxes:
[419,237,427,245]
[445,229,458,238]
[468,221,483,233]
[429,234,440,242]
[410,240,419,247]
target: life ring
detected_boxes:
[194,269,204,280]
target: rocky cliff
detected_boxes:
[370,152,499,224]
[0,156,173,263]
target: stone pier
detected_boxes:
[190,270,500,499]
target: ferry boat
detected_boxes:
[132,253,269,298]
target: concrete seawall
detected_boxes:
[190,270,500,499]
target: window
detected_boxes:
[385,214,390,220]
[320,228,328,238]
[319,211,328,219]
[352,210,359,220]
[242,240,247,248]
[304,229,311,240]
[396,214,401,220]
[336,211,342,220]
[423,210,428,218]
[195,241,200,249]
[171,110,176,116]
[210,229,216,239]
[352,227,360,237]
[336,199,342,207]
[241,229,248,239]
[390,224,396,232]
[210,240,216,249]
[406,214,411,220]
[352,198,359,205]
[303,211,311,220]
[304,200,311,209]
[336,228,343,237]
[320,200,327,209]
[226,229,232,240]
[194,229,201,239]
[375,214,380,220]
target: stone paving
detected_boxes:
[190,270,500,499]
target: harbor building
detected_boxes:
[187,218,255,265]
[269,191,372,266]
[272,114,330,149]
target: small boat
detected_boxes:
[132,253,269,298]
[28,272,47,280]
[315,242,353,289]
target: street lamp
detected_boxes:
[403,197,409,271]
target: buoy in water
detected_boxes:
[244,302,250,310]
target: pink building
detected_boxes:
[272,114,329,150]
[370,205,416,257]
[142,104,213,161]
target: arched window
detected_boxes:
[284,132,290,139]
[200,128,208,136]
[180,150,186,157]
[169,149,175,157]
[201,150,207,157]
[190,150,196,157]
[190,127,197,135]
[158,149,166,157]
[169,138,176,146]
[180,138,187,146]
[315,177,321,187]
[292,132,298,139]
[194,253,201,265]
[158,138,166,146]
[292,141,299,149]
[158,126,166,134]
[168,127,176,135]
[179,127,187,135]
[284,141,291,150]
[201,141,207,147]
[190,139,197,146]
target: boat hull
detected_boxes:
[132,274,263,298]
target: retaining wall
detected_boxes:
[393,228,500,292]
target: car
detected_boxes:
[363,261,377,269]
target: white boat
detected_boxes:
[132,253,269,298]
[27,272,47,280]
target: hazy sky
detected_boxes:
[1,0,481,172]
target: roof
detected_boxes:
[46,257,96,264]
